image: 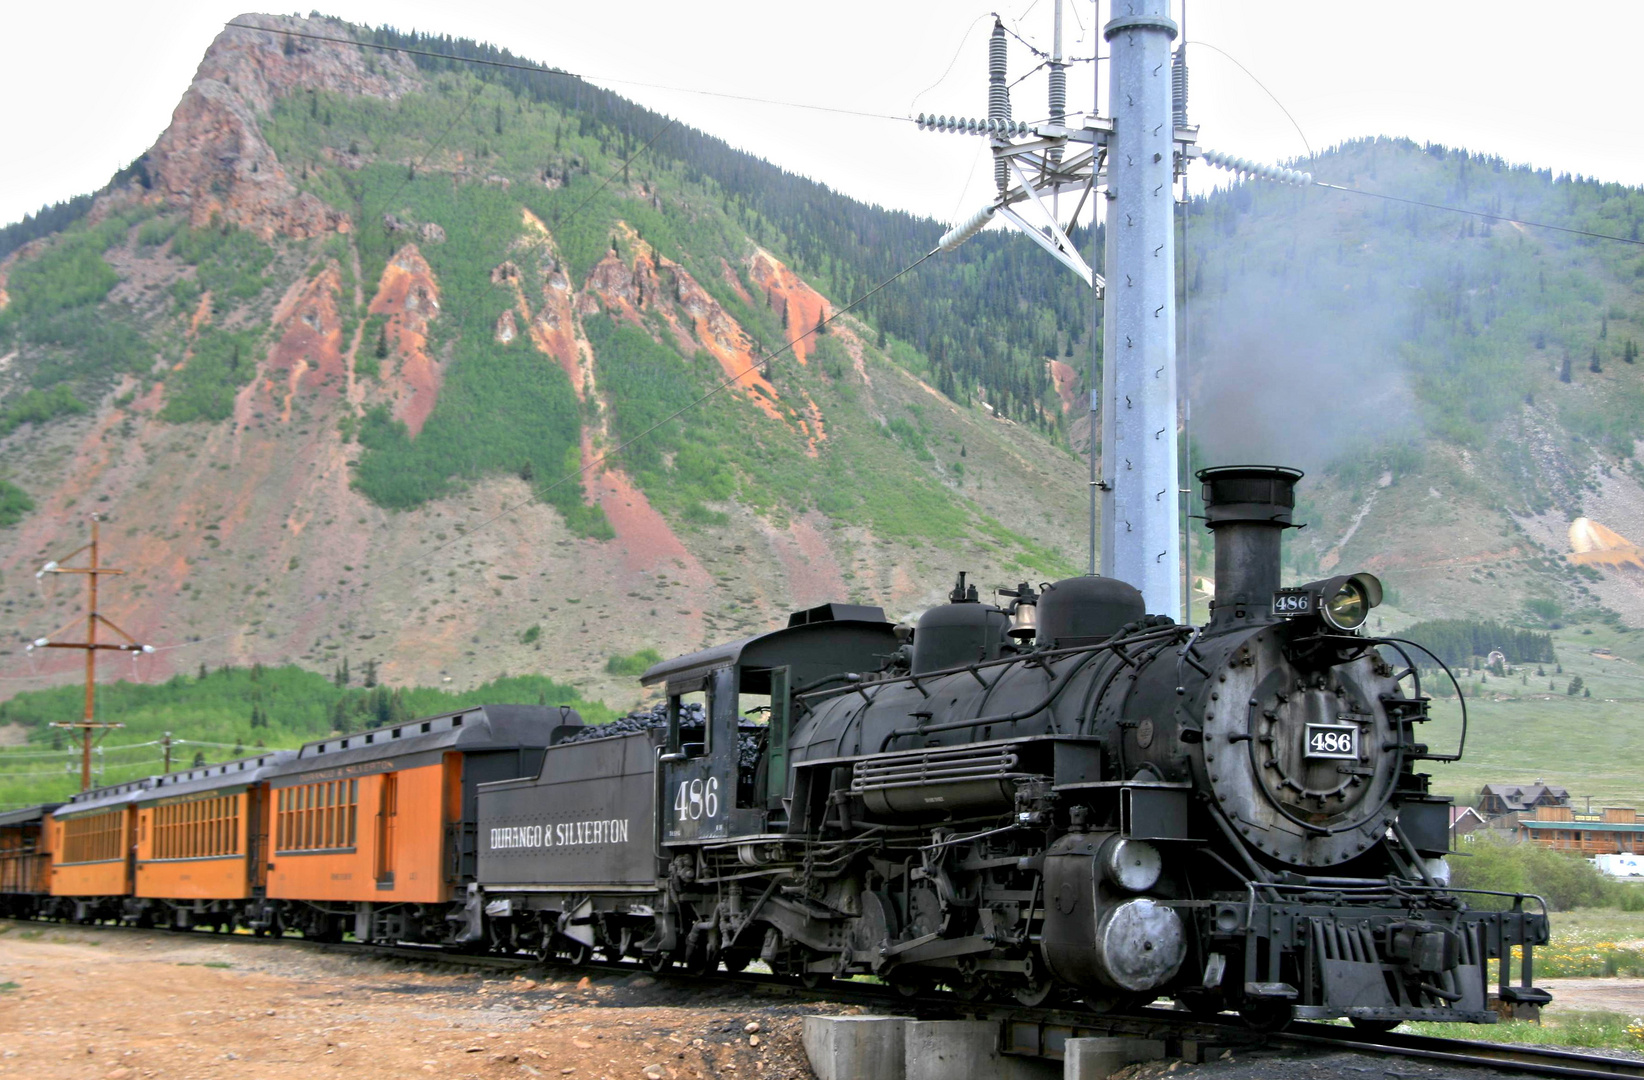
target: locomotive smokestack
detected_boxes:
[1197,465,1303,630]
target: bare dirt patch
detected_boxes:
[1541,977,1644,1015]
[0,921,819,1079]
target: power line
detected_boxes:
[1188,40,1313,159]
[1312,181,1644,248]
[229,22,912,126]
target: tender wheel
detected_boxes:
[1239,1001,1294,1032]
[893,979,927,1000]
[1348,1017,1401,1035]
[1012,978,1056,1008]
[562,940,592,967]
[645,950,673,974]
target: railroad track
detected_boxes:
[10,918,1644,1078]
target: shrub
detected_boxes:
[0,385,86,436]
[1450,833,1637,911]
[0,479,33,528]
[605,649,663,677]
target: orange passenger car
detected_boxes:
[132,751,294,930]
[48,778,154,922]
[0,804,62,917]
[263,704,577,942]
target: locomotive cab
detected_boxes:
[641,604,899,840]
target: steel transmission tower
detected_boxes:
[1100,1,1181,618]
[921,1,1309,620]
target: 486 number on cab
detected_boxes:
[674,776,720,821]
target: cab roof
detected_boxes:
[643,604,895,695]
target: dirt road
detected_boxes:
[0,922,817,1080]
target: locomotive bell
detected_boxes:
[999,581,1040,641]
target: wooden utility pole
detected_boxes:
[30,514,151,791]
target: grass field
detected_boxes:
[1390,615,1644,807]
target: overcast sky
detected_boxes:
[3,1,1642,231]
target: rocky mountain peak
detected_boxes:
[142,14,419,240]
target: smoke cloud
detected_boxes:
[1185,274,1416,475]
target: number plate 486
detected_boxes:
[1304,724,1359,760]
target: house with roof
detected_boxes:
[1477,782,1571,818]
[1450,805,1488,847]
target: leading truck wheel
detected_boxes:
[1348,1017,1400,1035]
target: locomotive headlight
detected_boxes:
[1281,573,1384,631]
[1321,573,1383,631]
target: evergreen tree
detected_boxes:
[1559,354,1573,383]
[191,751,206,768]
[363,659,378,688]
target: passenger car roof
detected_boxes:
[53,778,156,818]
[272,703,581,778]
[0,803,62,827]
[136,750,297,803]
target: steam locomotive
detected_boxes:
[0,466,1550,1030]
[474,465,1549,1028]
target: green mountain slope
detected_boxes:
[0,14,1086,712]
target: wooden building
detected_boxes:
[1513,805,1644,855]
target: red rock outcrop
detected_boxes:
[256,263,348,422]
[366,244,443,436]
[143,15,419,240]
[748,248,831,364]
[1048,359,1079,415]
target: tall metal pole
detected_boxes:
[1099,0,1182,618]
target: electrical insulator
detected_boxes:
[939,204,997,252]
[988,18,1012,194]
[1200,148,1312,187]
[1171,45,1189,130]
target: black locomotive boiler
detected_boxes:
[472,466,1550,1028]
